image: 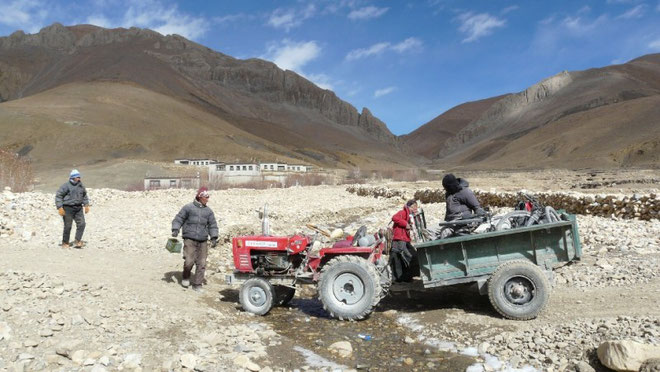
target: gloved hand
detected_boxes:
[58,207,65,217]
[172,230,178,238]
[84,205,90,214]
[210,238,218,248]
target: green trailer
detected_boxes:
[405,213,581,320]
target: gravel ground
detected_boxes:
[1,180,659,371]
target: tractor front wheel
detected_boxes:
[318,255,382,320]
[239,277,275,316]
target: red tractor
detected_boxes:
[225,216,391,320]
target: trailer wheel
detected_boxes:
[487,260,550,320]
[274,285,296,306]
[239,278,275,316]
[318,255,382,320]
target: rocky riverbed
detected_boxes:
[1,177,659,371]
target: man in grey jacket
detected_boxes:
[55,169,90,248]
[442,174,485,221]
[172,187,219,292]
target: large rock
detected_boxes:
[597,340,660,371]
[329,341,353,358]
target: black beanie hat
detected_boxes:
[406,199,417,207]
[442,174,461,194]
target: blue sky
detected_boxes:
[1,1,660,135]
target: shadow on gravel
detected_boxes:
[218,283,499,319]
[377,284,499,319]
[162,271,182,284]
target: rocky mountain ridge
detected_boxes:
[0,23,396,146]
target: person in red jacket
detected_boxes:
[390,199,420,282]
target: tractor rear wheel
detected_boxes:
[487,260,550,320]
[239,277,275,316]
[318,255,381,320]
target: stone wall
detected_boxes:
[345,185,659,221]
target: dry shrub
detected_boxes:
[283,173,334,187]
[343,168,368,184]
[372,168,436,182]
[0,149,33,192]
[123,181,145,192]
[208,176,281,190]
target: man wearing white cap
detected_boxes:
[55,169,90,248]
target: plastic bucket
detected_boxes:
[165,237,182,253]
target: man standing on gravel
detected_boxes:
[172,187,219,292]
[55,169,90,249]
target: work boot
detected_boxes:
[192,285,203,293]
[61,243,70,249]
[74,240,84,248]
[181,279,190,288]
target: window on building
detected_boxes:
[229,166,234,171]
[170,180,177,187]
[182,179,191,188]
[270,165,274,170]
[249,165,253,170]
[149,180,161,188]
[242,166,247,170]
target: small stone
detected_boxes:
[23,340,39,348]
[404,357,414,365]
[181,353,196,369]
[39,329,54,337]
[99,356,110,366]
[404,336,414,344]
[71,350,86,364]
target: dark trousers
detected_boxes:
[390,240,419,282]
[183,239,208,286]
[62,205,85,244]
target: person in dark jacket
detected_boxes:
[442,174,485,221]
[390,199,420,282]
[55,169,90,249]
[172,187,219,292]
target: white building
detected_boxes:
[174,158,218,166]
[143,175,201,190]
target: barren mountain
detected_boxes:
[0,23,412,180]
[399,95,506,159]
[404,54,660,169]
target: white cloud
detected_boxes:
[617,4,647,19]
[86,15,112,28]
[374,86,396,98]
[561,14,608,34]
[263,39,321,72]
[213,13,248,24]
[347,6,389,20]
[121,1,209,39]
[267,4,315,31]
[346,42,390,60]
[391,37,423,53]
[501,6,519,15]
[306,73,334,90]
[346,37,423,61]
[0,0,48,32]
[457,12,506,43]
[650,38,660,50]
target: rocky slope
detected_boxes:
[405,54,660,168]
